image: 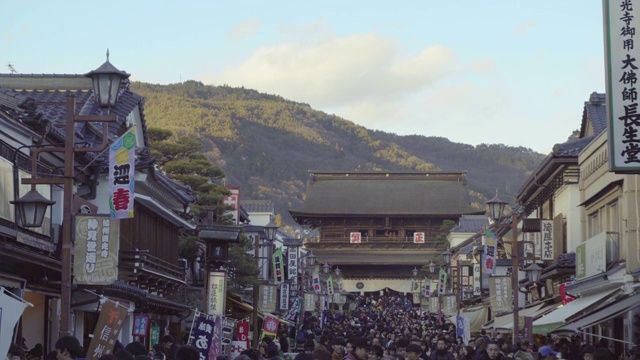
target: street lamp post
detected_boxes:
[486,192,540,344]
[252,219,278,348]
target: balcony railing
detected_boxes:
[119,249,185,282]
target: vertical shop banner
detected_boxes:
[74,215,119,285]
[261,315,280,341]
[221,317,236,355]
[473,263,481,295]
[541,220,554,260]
[272,247,284,284]
[489,276,512,313]
[312,269,321,293]
[484,229,497,274]
[280,283,290,310]
[208,316,223,360]
[207,271,226,316]
[304,293,317,311]
[437,268,448,295]
[326,275,334,295]
[0,288,30,360]
[423,278,430,297]
[456,316,471,345]
[132,314,149,337]
[86,300,129,359]
[519,315,534,343]
[109,127,136,219]
[189,315,215,360]
[149,326,160,351]
[337,277,344,292]
[259,285,277,313]
[442,295,457,316]
[222,187,240,224]
[429,297,439,314]
[284,297,302,322]
[287,248,298,280]
[237,319,250,349]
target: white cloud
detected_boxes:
[515,20,534,34]
[226,18,262,41]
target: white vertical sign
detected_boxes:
[280,283,290,310]
[473,263,481,295]
[604,0,640,172]
[541,220,554,260]
[287,248,298,280]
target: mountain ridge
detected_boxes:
[131,80,548,224]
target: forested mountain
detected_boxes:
[131,80,549,224]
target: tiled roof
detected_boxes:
[453,215,488,233]
[584,92,607,136]
[241,199,274,213]
[551,135,596,157]
[290,171,481,217]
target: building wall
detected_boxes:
[553,182,582,252]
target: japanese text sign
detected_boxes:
[484,229,497,274]
[109,127,136,219]
[86,301,128,360]
[74,216,119,285]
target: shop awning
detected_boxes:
[445,305,489,333]
[493,303,543,332]
[553,292,640,333]
[495,303,560,332]
[226,296,294,326]
[145,294,192,315]
[532,288,618,334]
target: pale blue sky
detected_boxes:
[3,1,604,154]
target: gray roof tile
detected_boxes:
[453,214,489,232]
[241,200,274,213]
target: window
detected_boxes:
[588,210,601,238]
[608,201,620,235]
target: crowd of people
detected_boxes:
[4,292,624,360]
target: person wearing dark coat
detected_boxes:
[473,341,505,360]
[429,339,454,360]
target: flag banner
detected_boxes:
[86,300,129,359]
[327,275,334,295]
[259,285,277,313]
[429,296,439,314]
[189,314,215,360]
[442,295,457,316]
[438,268,448,295]
[312,269,321,293]
[261,315,280,341]
[221,317,236,355]
[237,319,250,350]
[109,127,136,219]
[207,271,226,316]
[337,277,344,292]
[489,276,512,313]
[272,247,284,284]
[456,316,471,345]
[287,248,298,280]
[279,283,290,310]
[423,278,430,297]
[410,277,416,293]
[208,316,223,360]
[0,288,30,360]
[284,297,301,322]
[74,215,119,285]
[304,293,317,311]
[484,229,497,274]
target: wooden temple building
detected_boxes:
[289,171,483,295]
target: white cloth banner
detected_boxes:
[0,288,31,360]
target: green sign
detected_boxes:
[150,326,160,349]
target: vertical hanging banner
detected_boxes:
[312,269,321,293]
[259,285,277,313]
[437,268,448,295]
[484,229,497,274]
[74,215,120,285]
[456,316,471,345]
[272,247,284,284]
[189,314,215,360]
[473,263,481,295]
[337,277,344,292]
[442,295,457,316]
[326,275,334,295]
[304,293,317,311]
[284,297,302,322]
[207,271,227,316]
[0,288,30,360]
[603,0,640,172]
[489,276,512,313]
[237,319,250,350]
[222,187,240,224]
[280,283,290,310]
[109,127,136,219]
[208,316,223,360]
[429,296,439,314]
[86,300,129,359]
[287,248,298,280]
[423,278,430,297]
[221,317,237,355]
[541,220,554,260]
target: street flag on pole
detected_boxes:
[272,247,284,284]
[0,288,31,360]
[312,269,321,293]
[423,278,430,297]
[108,127,136,219]
[438,268,448,295]
[327,275,334,295]
[484,229,497,274]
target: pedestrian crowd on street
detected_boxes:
[4,293,622,360]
